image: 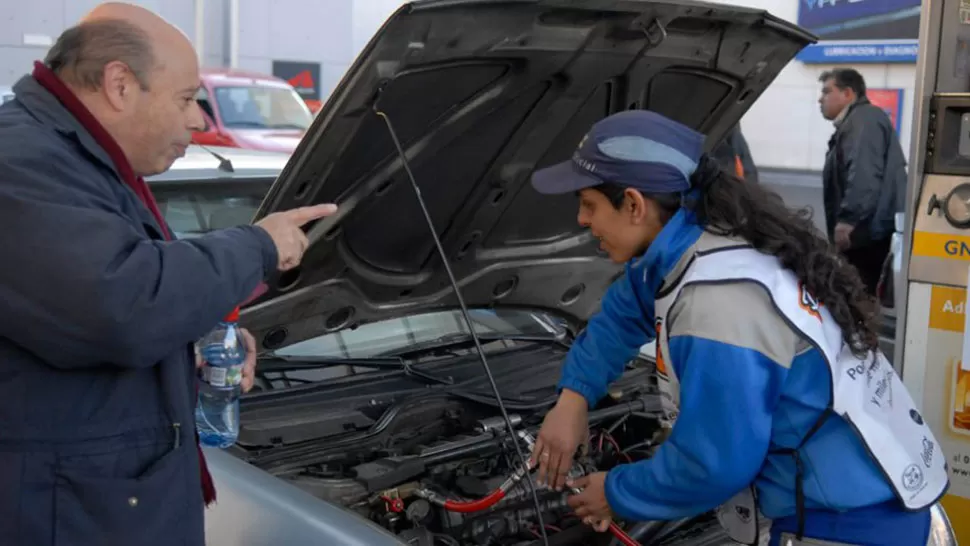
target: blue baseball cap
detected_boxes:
[531,110,705,195]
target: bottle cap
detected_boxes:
[224,306,240,322]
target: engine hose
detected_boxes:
[431,487,641,546]
[441,489,506,513]
[608,522,643,546]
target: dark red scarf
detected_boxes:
[32,61,217,506]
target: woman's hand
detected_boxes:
[566,472,614,532]
[529,389,589,490]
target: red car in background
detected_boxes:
[193,68,313,154]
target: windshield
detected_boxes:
[214,85,312,130]
[272,308,565,360]
[154,180,273,239]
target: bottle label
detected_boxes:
[203,363,244,389]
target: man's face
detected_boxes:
[123,52,204,176]
[576,188,662,264]
[818,77,853,121]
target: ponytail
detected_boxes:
[685,155,879,356]
[593,154,880,356]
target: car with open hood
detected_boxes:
[201,1,827,545]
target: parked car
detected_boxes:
[0,86,14,104]
[152,2,953,546]
[191,68,313,154]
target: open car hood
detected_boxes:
[243,0,815,351]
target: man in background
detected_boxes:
[818,68,906,295]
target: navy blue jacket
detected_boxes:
[0,74,277,546]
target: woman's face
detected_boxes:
[576,187,666,263]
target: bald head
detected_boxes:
[81,1,196,63]
[45,2,195,91]
[81,1,174,26]
[43,1,205,176]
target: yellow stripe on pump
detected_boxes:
[912,232,970,261]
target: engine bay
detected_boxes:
[236,340,741,546]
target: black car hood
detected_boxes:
[243,0,815,351]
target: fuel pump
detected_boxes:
[898,1,970,543]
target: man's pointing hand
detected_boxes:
[255,203,338,271]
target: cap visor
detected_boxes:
[530,160,602,195]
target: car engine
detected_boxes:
[288,399,663,545]
[240,364,736,546]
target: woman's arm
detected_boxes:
[558,264,654,408]
[604,281,796,520]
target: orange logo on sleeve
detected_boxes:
[655,319,668,377]
[798,282,822,322]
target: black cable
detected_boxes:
[433,534,460,546]
[373,106,550,546]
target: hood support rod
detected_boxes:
[372,101,551,546]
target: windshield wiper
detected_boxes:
[257,354,454,386]
[257,354,556,409]
[379,332,569,358]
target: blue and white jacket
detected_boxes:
[558,208,928,541]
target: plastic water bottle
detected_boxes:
[196,307,246,448]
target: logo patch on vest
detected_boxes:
[869,364,894,411]
[902,464,925,492]
[798,282,822,321]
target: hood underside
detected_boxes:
[244,0,815,351]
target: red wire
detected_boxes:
[602,431,623,457]
[442,488,506,513]
[609,522,643,546]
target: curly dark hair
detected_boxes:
[592,153,879,357]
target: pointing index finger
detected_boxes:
[286,203,339,226]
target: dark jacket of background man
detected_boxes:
[819,68,907,294]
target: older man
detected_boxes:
[818,68,906,295]
[0,3,334,545]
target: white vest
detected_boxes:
[652,244,948,540]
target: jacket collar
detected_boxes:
[834,96,871,128]
[13,66,121,181]
[15,62,172,240]
[630,206,704,297]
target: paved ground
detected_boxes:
[760,171,827,234]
